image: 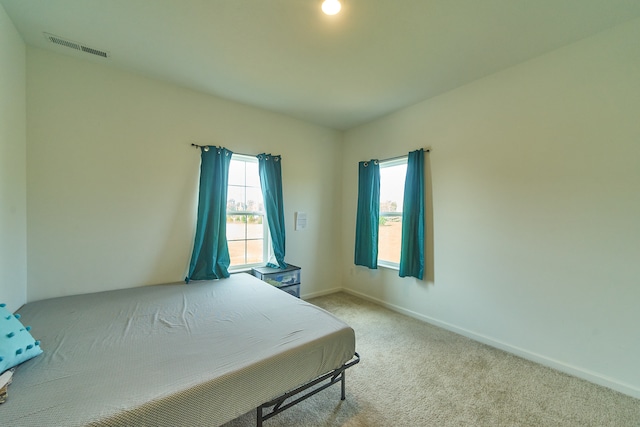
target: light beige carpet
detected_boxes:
[223,292,639,426]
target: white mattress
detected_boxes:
[3,273,356,426]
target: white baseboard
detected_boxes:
[341,288,640,400]
[300,287,344,300]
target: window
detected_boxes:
[226,154,269,269]
[378,157,407,268]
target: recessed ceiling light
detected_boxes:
[322,0,341,15]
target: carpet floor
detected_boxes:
[223,292,639,426]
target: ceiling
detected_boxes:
[3,0,640,130]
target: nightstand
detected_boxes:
[251,264,301,298]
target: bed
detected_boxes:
[2,273,358,426]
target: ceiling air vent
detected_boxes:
[44,33,110,58]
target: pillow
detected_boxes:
[0,303,42,373]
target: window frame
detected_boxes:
[226,154,271,272]
[377,156,407,270]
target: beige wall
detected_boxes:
[0,4,27,312]
[341,18,640,398]
[26,47,343,302]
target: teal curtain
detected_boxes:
[354,159,380,269]
[399,149,425,279]
[258,153,287,269]
[186,146,233,282]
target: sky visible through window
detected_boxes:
[380,162,406,212]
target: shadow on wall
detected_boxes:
[425,153,435,283]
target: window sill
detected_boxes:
[229,267,255,274]
[229,263,268,274]
[377,261,399,271]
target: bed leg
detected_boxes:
[257,407,263,427]
[341,371,346,400]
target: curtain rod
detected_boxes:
[379,147,430,163]
[190,143,255,158]
[190,143,428,161]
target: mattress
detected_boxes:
[3,273,356,426]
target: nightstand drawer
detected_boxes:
[278,284,300,298]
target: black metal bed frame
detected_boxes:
[256,352,360,427]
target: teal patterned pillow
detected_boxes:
[0,303,42,373]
